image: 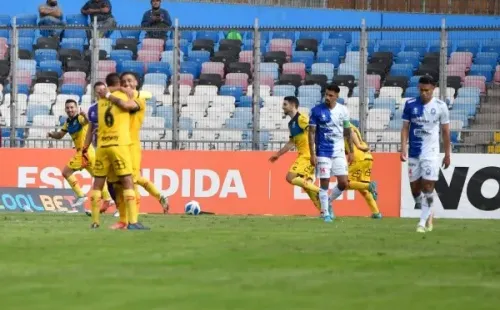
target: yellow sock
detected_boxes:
[137,176,161,200]
[102,182,111,201]
[114,184,128,224]
[348,181,370,191]
[291,177,320,193]
[90,190,102,224]
[304,189,321,211]
[134,185,141,213]
[123,188,138,224]
[66,175,84,198]
[360,190,380,214]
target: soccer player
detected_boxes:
[345,124,381,218]
[400,76,451,233]
[308,84,353,222]
[46,99,112,211]
[268,96,321,212]
[83,79,144,229]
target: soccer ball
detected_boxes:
[184,200,201,215]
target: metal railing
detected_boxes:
[0,18,500,153]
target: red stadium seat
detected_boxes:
[141,38,164,53]
[270,39,293,58]
[137,50,161,64]
[225,73,249,89]
[201,62,224,78]
[98,60,117,72]
[283,63,306,80]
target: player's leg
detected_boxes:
[90,148,110,228]
[350,160,381,218]
[327,157,349,220]
[136,176,169,213]
[417,160,439,233]
[316,157,334,222]
[347,160,378,201]
[287,157,321,211]
[109,182,128,230]
[64,154,87,208]
[408,158,428,232]
[113,146,148,230]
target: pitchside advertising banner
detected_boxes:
[401,154,500,219]
[0,149,401,216]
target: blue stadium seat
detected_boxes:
[388,119,402,130]
[403,40,428,56]
[233,107,252,119]
[292,51,315,70]
[390,64,414,78]
[238,96,253,108]
[165,39,189,55]
[119,60,145,77]
[296,96,318,109]
[65,14,88,26]
[316,50,340,68]
[453,98,477,117]
[481,40,500,54]
[0,15,10,26]
[273,31,295,41]
[405,86,420,98]
[179,117,193,130]
[352,86,376,102]
[259,63,279,80]
[337,98,345,105]
[322,39,347,58]
[244,31,270,42]
[429,40,452,56]
[378,40,402,55]
[180,61,201,79]
[226,118,251,130]
[35,49,58,65]
[40,60,63,77]
[110,50,134,63]
[299,31,323,43]
[26,104,50,123]
[450,131,460,144]
[220,86,243,99]
[187,50,211,65]
[196,31,220,42]
[155,106,172,127]
[475,52,498,67]
[4,83,29,95]
[147,62,171,76]
[18,29,35,38]
[120,30,141,39]
[61,38,85,52]
[61,84,84,98]
[18,37,34,51]
[241,39,266,53]
[0,29,8,38]
[18,59,37,77]
[63,29,87,40]
[457,86,481,98]
[409,76,422,87]
[178,31,193,42]
[16,14,37,26]
[396,51,420,69]
[373,98,397,112]
[273,85,296,97]
[350,119,360,128]
[298,85,322,101]
[144,73,168,86]
[311,62,335,81]
[469,64,493,82]
[329,32,352,44]
[456,40,479,56]
[338,63,360,80]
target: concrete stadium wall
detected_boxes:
[5,0,500,28]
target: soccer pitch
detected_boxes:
[0,214,499,310]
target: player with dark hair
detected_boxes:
[401,75,451,233]
[269,96,321,212]
[47,99,112,211]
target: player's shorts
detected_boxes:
[317,156,348,179]
[67,147,95,171]
[93,145,133,178]
[288,156,315,179]
[408,157,440,182]
[107,143,142,183]
[348,159,373,183]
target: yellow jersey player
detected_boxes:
[47,99,112,212]
[269,96,321,212]
[342,124,382,219]
[83,80,146,230]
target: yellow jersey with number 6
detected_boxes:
[97,91,132,147]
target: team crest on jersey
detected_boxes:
[412,107,419,115]
[430,108,436,115]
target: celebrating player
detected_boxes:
[308,84,353,222]
[344,124,381,218]
[83,79,144,229]
[46,99,113,211]
[268,96,321,212]
[400,76,451,233]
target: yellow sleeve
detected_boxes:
[77,115,88,125]
[298,114,309,130]
[135,97,147,111]
[61,121,68,132]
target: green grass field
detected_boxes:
[0,214,499,310]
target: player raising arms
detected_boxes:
[47,99,112,211]
[83,78,145,229]
[308,84,353,223]
[269,96,321,212]
[400,76,451,233]
[343,124,381,218]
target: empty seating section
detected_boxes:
[0,22,498,151]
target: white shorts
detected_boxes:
[317,156,348,179]
[408,157,440,182]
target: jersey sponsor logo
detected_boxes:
[413,128,431,137]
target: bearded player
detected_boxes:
[269,96,321,212]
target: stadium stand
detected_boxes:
[0,9,499,153]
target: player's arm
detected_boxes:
[400,101,411,161]
[440,105,451,168]
[78,112,89,125]
[269,138,294,162]
[351,128,369,152]
[107,92,140,112]
[47,130,66,140]
[83,122,94,150]
[343,120,353,154]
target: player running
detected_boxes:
[83,79,144,229]
[308,84,353,223]
[344,124,381,218]
[46,99,112,212]
[268,96,321,212]
[400,76,451,233]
